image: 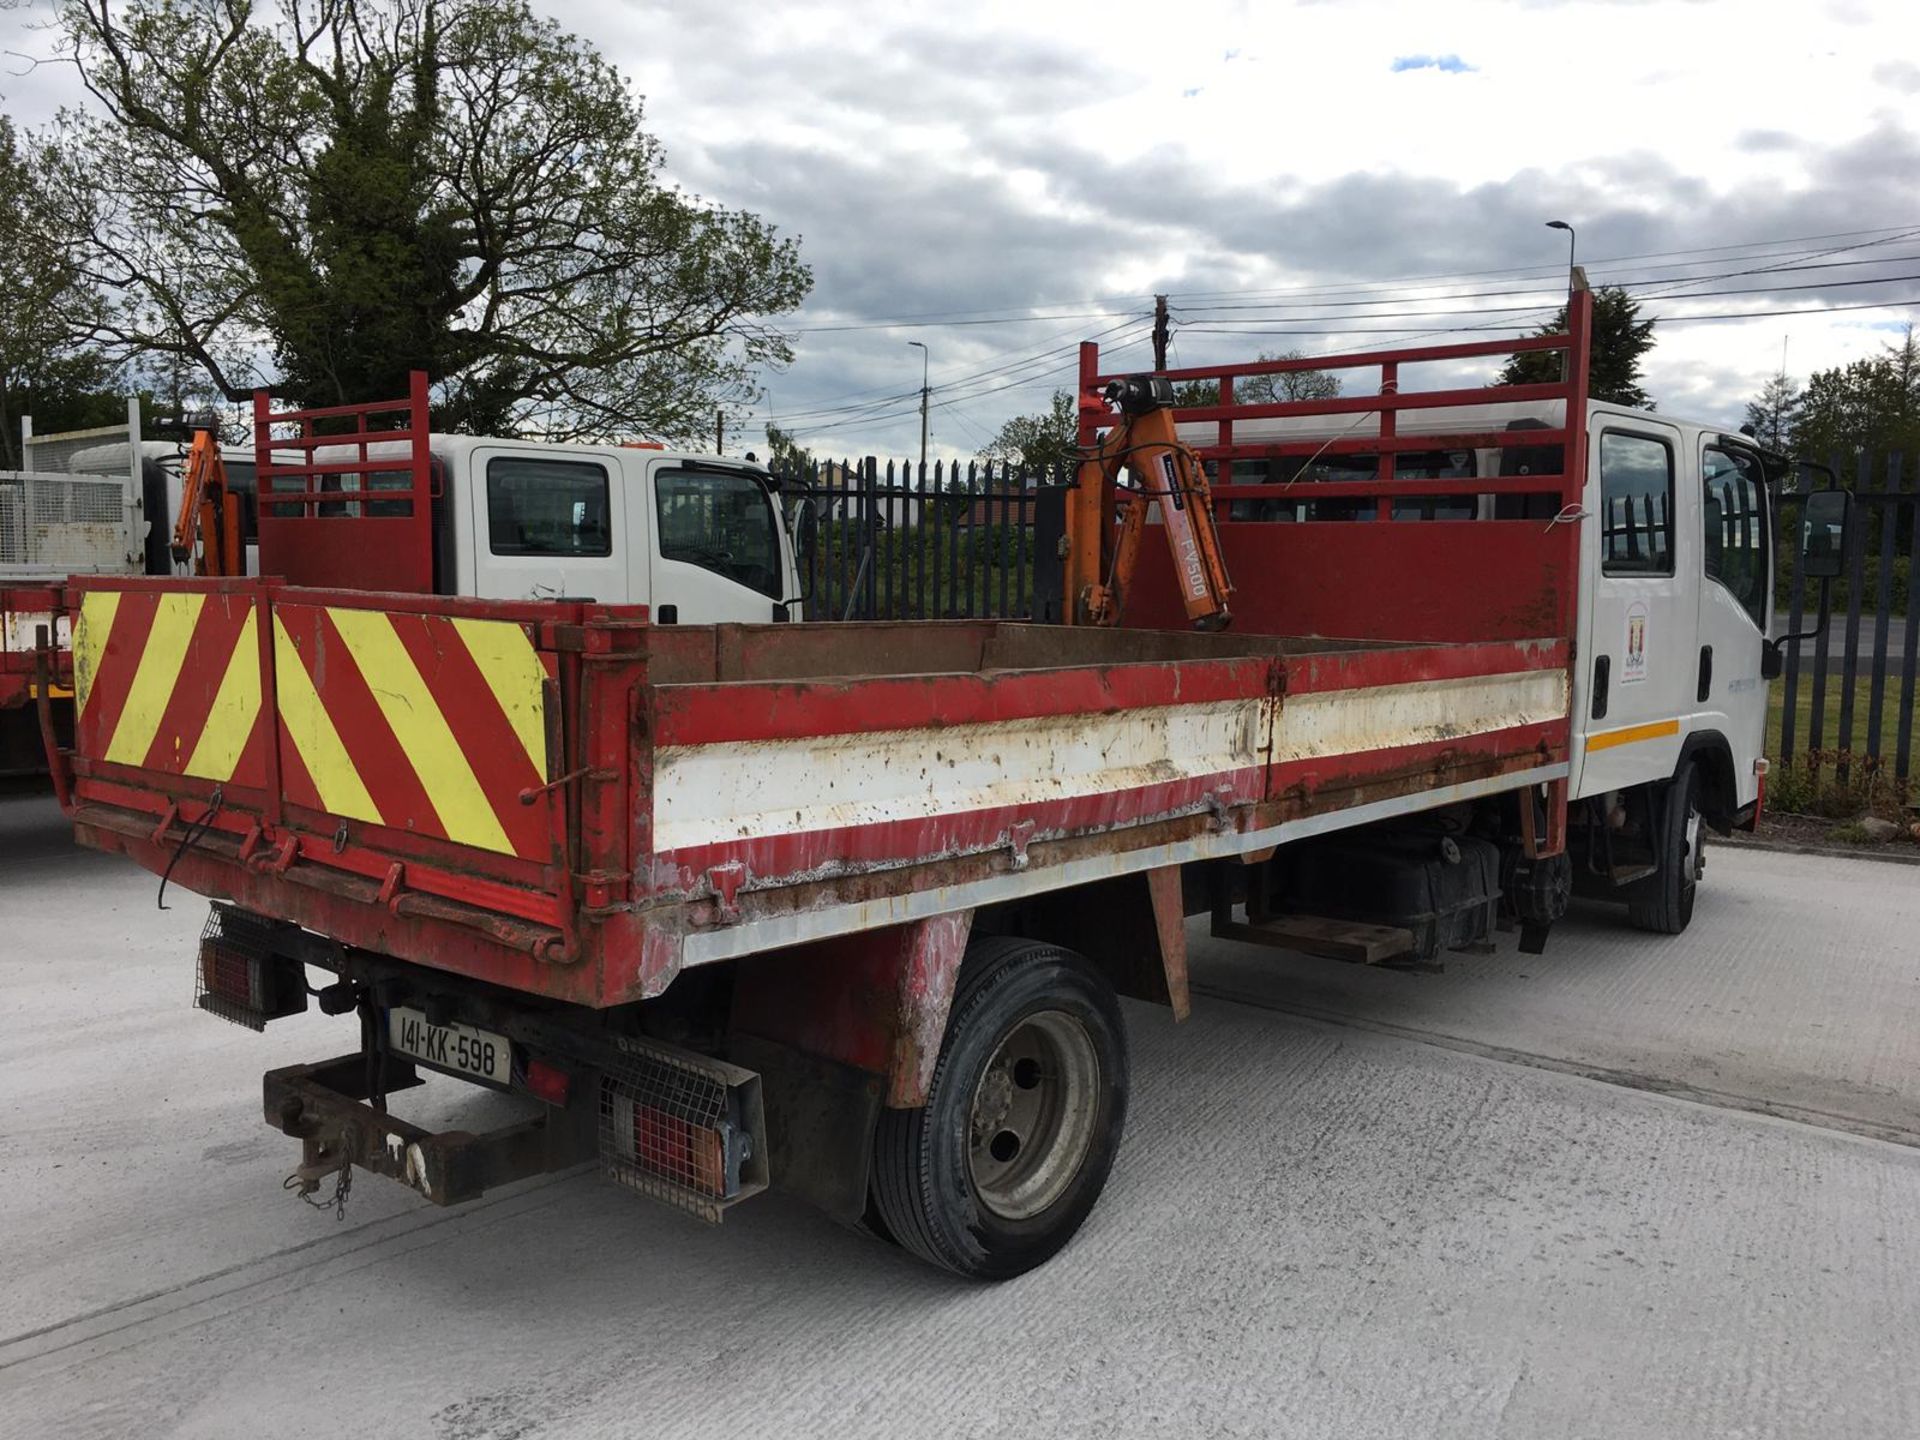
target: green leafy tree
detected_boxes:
[1498,286,1656,409]
[762,422,814,474]
[0,117,121,468]
[983,389,1078,473]
[1792,326,1920,462]
[49,0,812,441]
[1742,369,1800,451]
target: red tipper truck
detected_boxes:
[42,289,1816,1277]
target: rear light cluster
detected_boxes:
[195,905,308,1031]
[631,1103,727,1198]
[598,1037,767,1221]
[523,1057,571,1107]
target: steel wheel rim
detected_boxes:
[1684,804,1704,883]
[966,1009,1101,1222]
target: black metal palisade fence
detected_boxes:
[773,459,1069,625]
[1773,453,1915,799]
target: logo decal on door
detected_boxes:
[1623,602,1649,686]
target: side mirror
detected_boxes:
[787,494,818,606]
[1799,488,1851,581]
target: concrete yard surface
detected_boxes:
[1188,841,1920,1144]
[4,791,1920,1439]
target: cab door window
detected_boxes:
[487,457,611,556]
[1599,431,1675,575]
[655,469,782,598]
[1701,445,1768,629]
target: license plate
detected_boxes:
[387,1007,512,1088]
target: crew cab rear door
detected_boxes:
[646,462,788,624]
[469,446,630,604]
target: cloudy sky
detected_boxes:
[5,0,1918,460]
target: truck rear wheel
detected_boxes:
[868,936,1128,1280]
[1627,764,1704,935]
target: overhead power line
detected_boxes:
[767,224,1920,338]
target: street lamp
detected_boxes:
[907,340,930,478]
[1545,220,1576,305]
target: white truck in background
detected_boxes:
[0,406,147,773]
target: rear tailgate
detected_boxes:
[57,577,647,997]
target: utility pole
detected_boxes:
[1152,294,1170,372]
[715,409,724,455]
[908,340,930,475]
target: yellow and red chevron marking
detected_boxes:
[74,589,269,789]
[74,590,555,862]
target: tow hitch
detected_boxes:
[265,1054,595,1209]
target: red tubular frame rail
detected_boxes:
[1076,293,1594,647]
[252,372,436,594]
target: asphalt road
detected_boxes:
[1784,613,1911,677]
[4,790,1920,1439]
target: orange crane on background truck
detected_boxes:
[167,424,243,579]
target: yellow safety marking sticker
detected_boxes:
[185,608,261,781]
[72,591,120,718]
[105,592,205,766]
[273,614,383,825]
[450,616,548,776]
[1584,717,1681,753]
[326,607,513,855]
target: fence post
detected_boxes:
[1835,451,1871,786]
[1867,457,1899,777]
[1808,455,1838,764]
[1897,454,1917,788]
[862,456,880,620]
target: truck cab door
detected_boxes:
[469,447,629,604]
[646,463,790,624]
[1572,419,1691,797]
[1692,440,1770,809]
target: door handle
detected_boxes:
[1697,644,1713,703]
[1591,655,1610,720]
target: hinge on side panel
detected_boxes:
[704,862,748,923]
[1006,820,1036,870]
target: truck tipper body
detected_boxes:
[39,291,1818,1277]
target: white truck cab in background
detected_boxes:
[53,429,806,625]
[428,437,802,624]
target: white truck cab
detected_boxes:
[55,428,806,625]
[426,437,802,624]
[248,433,806,625]
[1570,407,1772,814]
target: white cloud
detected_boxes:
[2,0,1915,457]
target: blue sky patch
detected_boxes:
[1391,54,1477,73]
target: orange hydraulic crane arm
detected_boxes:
[169,427,242,577]
[1066,374,1234,629]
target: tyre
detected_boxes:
[1627,764,1704,935]
[868,936,1128,1280]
